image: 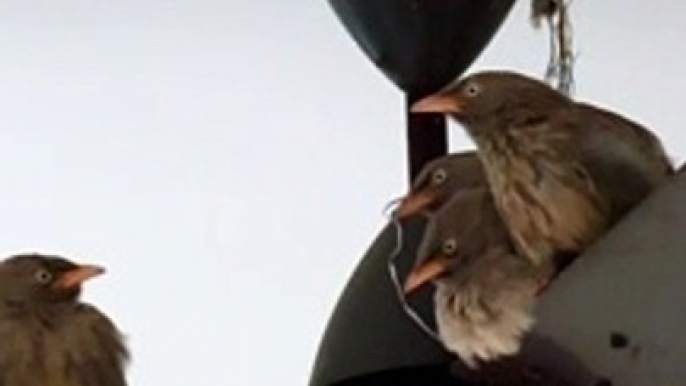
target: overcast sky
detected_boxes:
[0,0,683,385]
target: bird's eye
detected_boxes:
[442,238,458,255]
[463,82,481,97]
[34,269,53,284]
[431,168,448,185]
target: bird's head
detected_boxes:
[0,254,105,309]
[403,189,497,294]
[411,71,569,129]
[394,152,486,219]
[403,226,460,295]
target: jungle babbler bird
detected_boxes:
[403,187,549,368]
[0,253,129,386]
[411,70,674,271]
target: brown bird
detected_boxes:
[404,187,549,368]
[411,71,674,269]
[394,151,487,219]
[0,253,129,386]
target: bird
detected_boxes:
[410,70,674,270]
[403,187,549,368]
[394,151,487,219]
[0,253,129,386]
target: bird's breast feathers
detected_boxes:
[434,282,535,368]
[0,304,128,386]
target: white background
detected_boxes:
[0,0,683,385]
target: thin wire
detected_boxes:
[556,0,576,95]
[382,197,403,217]
[541,0,576,96]
[544,17,558,84]
[382,199,441,341]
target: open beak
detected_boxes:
[393,191,437,220]
[56,265,106,289]
[404,254,449,294]
[410,93,463,114]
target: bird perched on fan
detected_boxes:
[402,184,549,368]
[394,152,552,368]
[0,253,129,386]
[392,70,673,369]
[411,70,674,272]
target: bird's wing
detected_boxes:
[576,103,675,178]
[566,105,672,223]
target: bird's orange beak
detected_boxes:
[411,93,462,114]
[393,191,437,220]
[404,254,450,294]
[56,265,106,289]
